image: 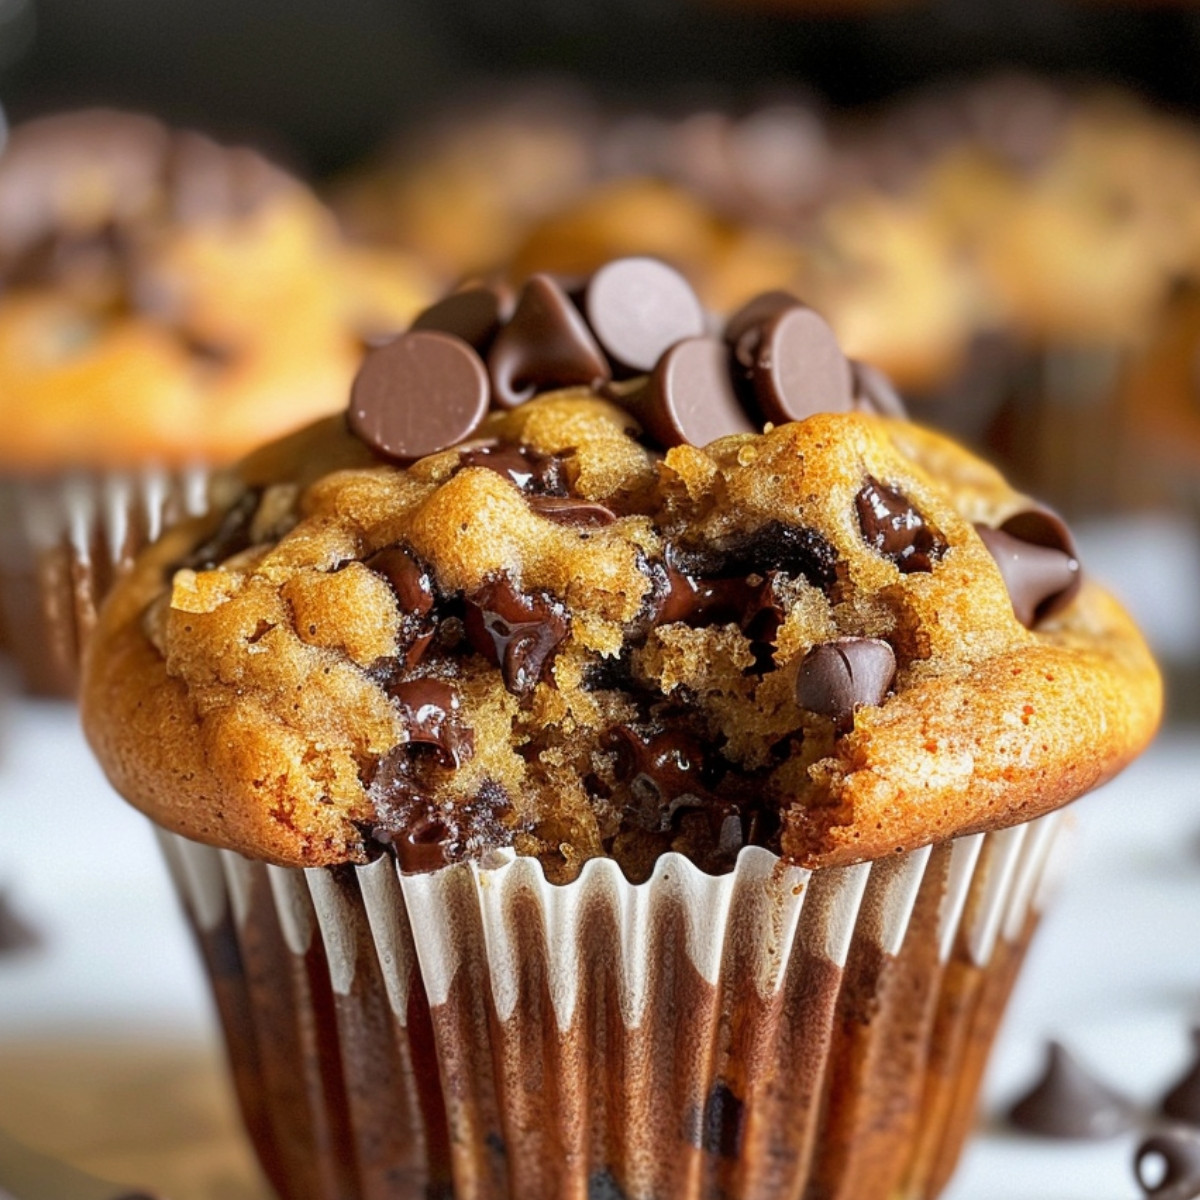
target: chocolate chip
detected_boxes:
[582,256,706,374]
[388,679,474,768]
[364,545,436,668]
[385,810,456,874]
[632,336,755,448]
[724,290,801,355]
[655,566,759,627]
[855,476,946,574]
[527,496,617,527]
[349,331,490,463]
[1008,1041,1136,1139]
[702,520,840,589]
[180,488,261,572]
[975,525,1081,628]
[464,577,569,694]
[851,360,908,418]
[737,303,853,426]
[797,638,896,733]
[610,724,718,829]
[458,444,568,495]
[1160,1030,1200,1126]
[410,283,514,351]
[1136,1131,1200,1200]
[488,275,611,408]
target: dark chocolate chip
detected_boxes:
[655,566,759,627]
[458,443,569,496]
[488,275,611,408]
[995,507,1083,619]
[1160,1030,1200,1126]
[410,283,514,351]
[851,360,908,418]
[631,336,755,448]
[389,679,474,769]
[464,577,569,694]
[583,256,706,374]
[364,545,437,668]
[724,290,802,355]
[180,488,261,572]
[1008,1041,1136,1139]
[855,476,946,574]
[797,638,896,733]
[1136,1131,1200,1200]
[975,525,1081,628]
[670,521,839,591]
[527,496,617,527]
[700,1081,746,1158]
[349,331,490,463]
[739,304,853,426]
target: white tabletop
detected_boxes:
[0,673,1197,1200]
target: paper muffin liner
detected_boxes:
[156,807,1068,1200]
[0,465,209,696]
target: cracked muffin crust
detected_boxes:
[83,263,1161,881]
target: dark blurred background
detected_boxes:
[7,0,1200,174]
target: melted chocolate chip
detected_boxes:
[673,521,839,591]
[797,638,897,733]
[464,577,569,694]
[527,496,617,527]
[610,724,719,830]
[1160,1030,1200,1126]
[1008,1041,1136,1139]
[975,525,1081,628]
[388,679,474,768]
[458,444,568,495]
[633,337,755,448]
[364,545,437,668]
[655,566,759,627]
[386,809,457,874]
[179,488,261,571]
[349,331,490,463]
[1136,1132,1200,1200]
[851,360,908,418]
[410,283,514,351]
[488,275,611,407]
[583,256,706,374]
[855,476,946,574]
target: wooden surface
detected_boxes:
[0,1038,271,1200]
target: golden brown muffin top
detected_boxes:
[83,264,1161,880]
[0,109,433,471]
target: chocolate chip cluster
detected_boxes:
[346,255,904,465]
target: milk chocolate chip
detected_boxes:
[734,302,853,426]
[411,282,514,350]
[1008,1041,1136,1139]
[976,525,1081,628]
[464,577,569,694]
[349,331,490,463]
[583,256,705,374]
[488,275,611,407]
[1136,1132,1200,1200]
[634,336,755,448]
[797,638,896,733]
[855,476,946,573]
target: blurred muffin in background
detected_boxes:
[0,108,435,696]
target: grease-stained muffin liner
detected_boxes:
[158,809,1067,1200]
[0,466,209,696]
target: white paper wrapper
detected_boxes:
[0,465,209,695]
[158,810,1067,1200]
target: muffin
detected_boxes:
[0,109,434,695]
[83,259,1161,1199]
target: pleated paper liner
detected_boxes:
[158,809,1068,1200]
[0,465,209,696]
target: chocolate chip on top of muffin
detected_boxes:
[83,257,1161,880]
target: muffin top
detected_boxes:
[83,259,1161,881]
[0,109,433,471]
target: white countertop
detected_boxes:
[0,674,1197,1200]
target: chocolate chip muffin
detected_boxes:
[0,108,434,694]
[83,259,1160,1200]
